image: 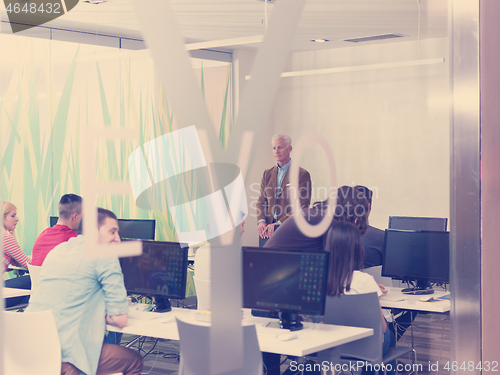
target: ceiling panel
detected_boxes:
[0,0,448,51]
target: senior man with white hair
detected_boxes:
[256,134,311,242]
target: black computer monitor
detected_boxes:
[242,246,329,331]
[381,229,450,295]
[388,216,448,231]
[120,240,188,312]
[117,219,155,240]
[50,217,155,240]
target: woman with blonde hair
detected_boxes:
[2,201,32,307]
[2,201,31,271]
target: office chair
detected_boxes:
[3,310,124,375]
[193,276,211,311]
[3,310,61,375]
[176,318,263,375]
[28,264,42,288]
[314,293,416,375]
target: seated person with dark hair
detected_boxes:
[263,186,371,375]
[323,222,395,375]
[32,193,82,266]
[353,185,385,268]
[265,185,370,252]
[354,185,416,342]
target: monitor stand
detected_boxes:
[152,296,172,312]
[401,280,434,295]
[279,312,303,331]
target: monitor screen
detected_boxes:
[388,216,448,231]
[381,230,450,293]
[118,219,155,240]
[120,241,188,310]
[243,247,329,330]
[50,217,155,240]
[50,216,58,227]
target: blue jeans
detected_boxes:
[104,331,123,345]
[361,328,396,375]
[4,275,31,309]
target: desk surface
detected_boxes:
[108,308,373,357]
[3,287,32,298]
[379,287,450,313]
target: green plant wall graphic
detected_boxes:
[0,35,232,260]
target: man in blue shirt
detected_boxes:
[256,134,311,242]
[26,208,143,375]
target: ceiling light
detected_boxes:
[344,34,404,43]
[245,58,445,80]
[312,39,329,43]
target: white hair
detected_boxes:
[272,134,291,147]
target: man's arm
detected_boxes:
[106,313,128,328]
[298,169,312,209]
[97,257,130,325]
[256,170,271,237]
[276,168,312,224]
[256,170,270,222]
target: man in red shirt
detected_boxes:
[32,194,82,266]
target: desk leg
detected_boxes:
[125,336,142,348]
[316,348,340,375]
[410,311,414,349]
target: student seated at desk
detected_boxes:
[26,208,142,375]
[32,194,82,266]
[2,201,32,308]
[323,222,395,375]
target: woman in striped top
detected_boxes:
[3,201,32,309]
[2,201,31,272]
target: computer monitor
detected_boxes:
[388,216,448,231]
[120,240,188,312]
[381,229,450,295]
[117,219,155,240]
[242,246,329,331]
[49,216,58,227]
[50,217,155,240]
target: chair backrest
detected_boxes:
[28,264,43,288]
[3,310,61,375]
[176,318,262,375]
[193,276,211,311]
[318,292,383,364]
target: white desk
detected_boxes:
[379,287,450,313]
[107,308,373,357]
[2,287,32,298]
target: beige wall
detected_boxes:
[271,38,450,229]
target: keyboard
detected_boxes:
[128,308,159,320]
[379,292,405,302]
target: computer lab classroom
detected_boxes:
[1,1,500,374]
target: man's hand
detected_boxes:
[264,223,279,238]
[257,221,267,238]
